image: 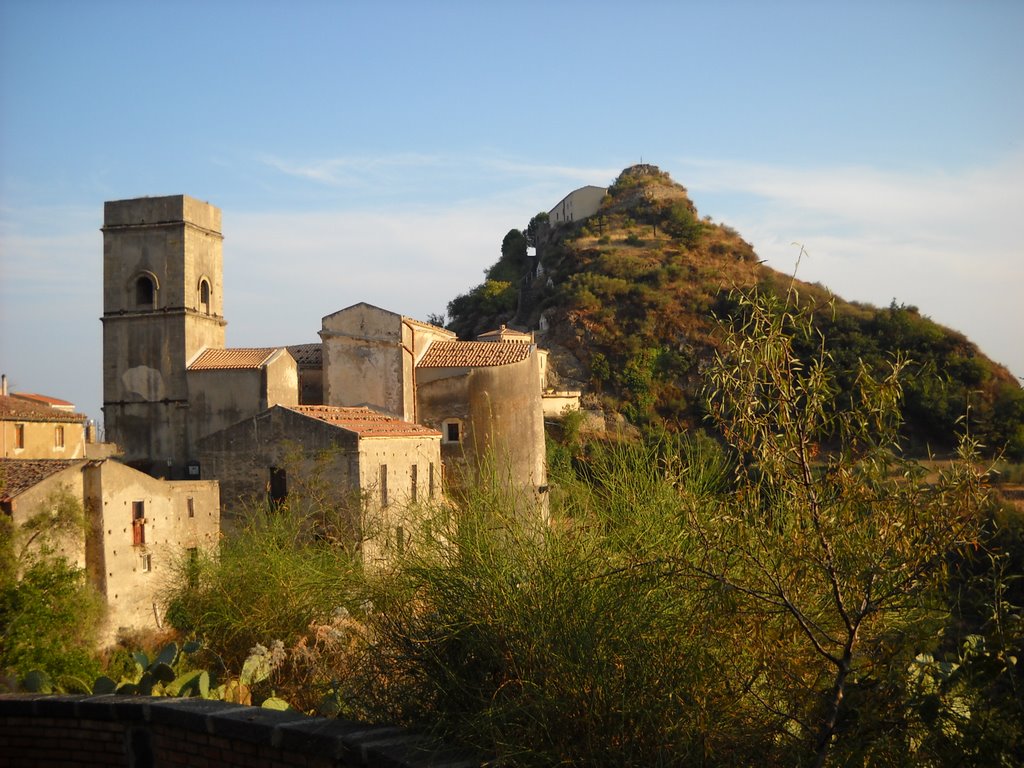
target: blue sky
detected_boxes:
[1,1,1022,425]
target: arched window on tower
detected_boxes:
[199,279,211,315]
[135,275,155,307]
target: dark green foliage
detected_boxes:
[446,280,518,338]
[662,200,704,245]
[589,351,610,389]
[486,229,529,283]
[164,507,363,672]
[811,300,1024,457]
[0,488,104,689]
[0,557,103,688]
[525,212,548,248]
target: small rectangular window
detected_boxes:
[132,501,145,546]
[14,424,25,450]
[140,554,152,572]
[380,464,389,507]
[429,462,436,500]
[54,425,64,449]
[410,465,418,503]
[269,467,287,508]
[445,422,460,443]
[187,497,195,518]
[396,525,405,555]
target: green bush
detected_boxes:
[0,487,104,689]
[351,445,748,765]
[164,507,363,674]
[0,557,103,688]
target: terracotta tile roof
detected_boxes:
[286,343,323,369]
[286,406,440,438]
[0,459,85,500]
[0,395,87,423]
[417,341,533,369]
[188,347,282,370]
[11,393,76,410]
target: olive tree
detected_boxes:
[692,289,988,766]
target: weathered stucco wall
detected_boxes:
[417,353,547,518]
[1,417,86,459]
[101,315,192,473]
[321,304,414,421]
[414,368,473,480]
[264,352,300,410]
[2,458,219,644]
[83,460,219,644]
[196,405,442,559]
[187,352,298,446]
[188,368,266,444]
[102,195,223,314]
[548,185,607,224]
[542,392,581,419]
[196,407,361,531]
[102,195,226,477]
[356,435,442,566]
[4,463,87,568]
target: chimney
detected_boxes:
[1,374,7,397]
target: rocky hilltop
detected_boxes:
[446,165,1024,458]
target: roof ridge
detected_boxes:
[283,404,441,438]
[188,346,285,371]
[417,340,534,369]
[0,395,88,422]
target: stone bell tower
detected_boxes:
[101,195,226,477]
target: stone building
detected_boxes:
[197,404,441,562]
[1,392,88,460]
[320,303,548,514]
[101,195,229,477]
[2,381,220,641]
[0,457,219,644]
[101,194,550,542]
[548,185,608,225]
[416,338,547,512]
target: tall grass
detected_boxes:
[344,437,761,766]
[164,506,364,694]
[162,426,1017,765]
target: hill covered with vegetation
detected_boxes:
[446,164,1024,458]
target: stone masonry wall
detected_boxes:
[0,695,479,768]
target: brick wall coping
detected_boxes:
[0,694,480,767]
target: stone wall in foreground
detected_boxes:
[0,695,478,767]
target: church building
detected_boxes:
[101,195,548,544]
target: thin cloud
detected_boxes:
[679,151,1024,234]
[672,151,1024,378]
[257,151,622,198]
[477,157,622,186]
[257,152,444,187]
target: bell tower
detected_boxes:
[101,195,226,477]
